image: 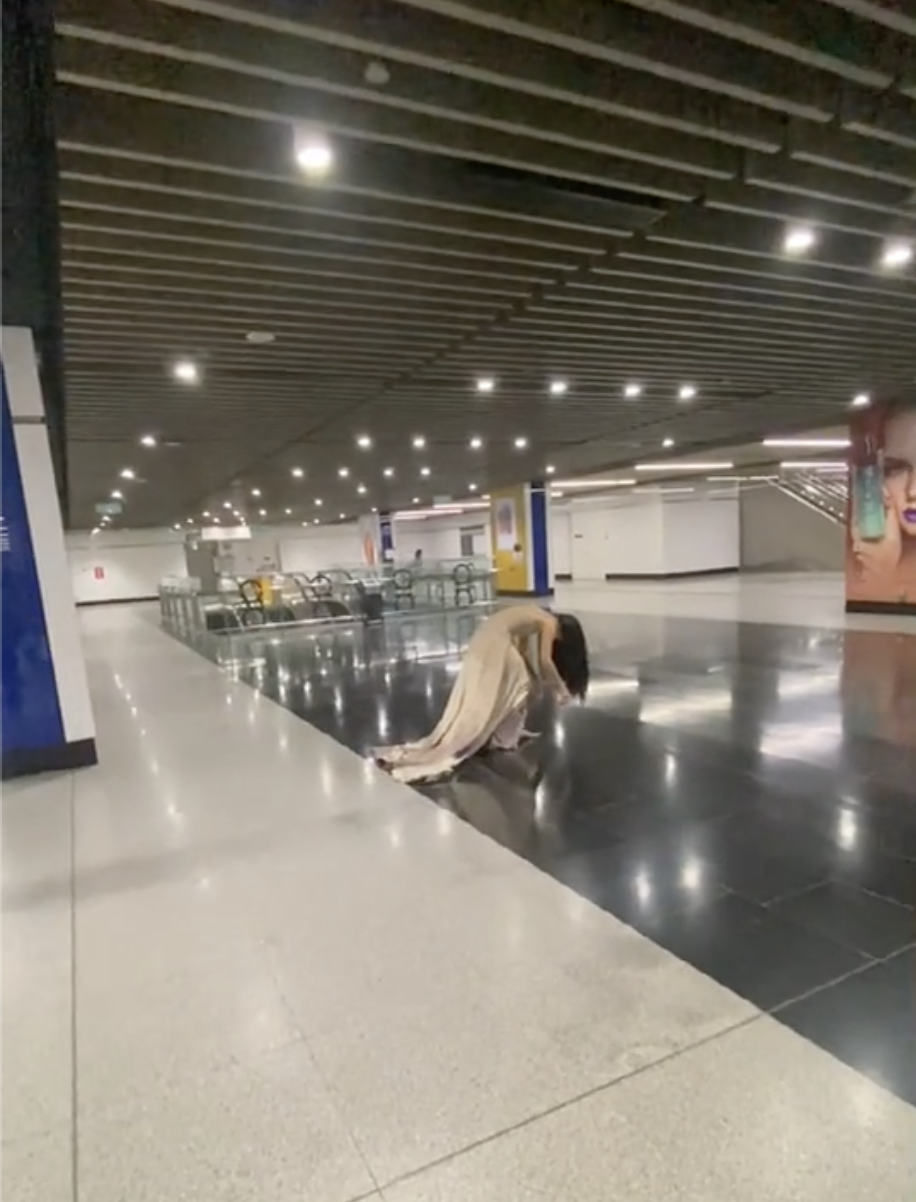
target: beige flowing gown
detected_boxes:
[376,606,547,783]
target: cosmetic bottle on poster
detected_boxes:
[853,432,885,542]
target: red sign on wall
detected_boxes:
[93,566,105,580]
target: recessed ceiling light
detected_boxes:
[624,383,642,398]
[412,496,421,504]
[514,436,528,449]
[339,512,346,520]
[880,240,913,270]
[223,500,232,509]
[258,508,267,517]
[763,437,850,449]
[172,359,199,384]
[356,434,372,449]
[338,466,350,478]
[783,225,817,255]
[314,498,323,506]
[246,331,275,344]
[296,136,333,176]
[549,379,568,396]
[469,483,478,492]
[291,467,304,478]
[140,434,157,447]
[663,438,675,448]
[779,460,849,470]
[476,377,495,393]
[420,466,431,476]
[284,507,292,515]
[412,435,426,449]
[119,468,135,480]
[357,484,367,494]
[251,488,261,497]
[313,518,320,525]
[202,510,211,518]
[469,436,483,449]
[678,384,697,401]
[110,489,123,500]
[545,464,556,475]
[851,392,871,408]
[383,466,394,477]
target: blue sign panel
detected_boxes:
[1,365,65,765]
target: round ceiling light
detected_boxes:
[246,331,276,344]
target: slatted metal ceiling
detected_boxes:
[54,0,916,529]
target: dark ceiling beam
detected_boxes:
[388,0,852,116]
[61,243,530,297]
[55,0,740,179]
[818,0,916,40]
[56,153,617,247]
[54,42,704,201]
[149,0,784,149]
[60,218,557,283]
[610,0,915,85]
[701,180,916,239]
[58,186,591,268]
[54,85,662,232]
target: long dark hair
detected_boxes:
[552,613,589,700]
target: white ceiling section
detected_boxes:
[53,0,916,528]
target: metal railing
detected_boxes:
[159,560,496,643]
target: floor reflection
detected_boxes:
[198,609,916,1105]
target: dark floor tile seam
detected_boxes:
[372,1010,768,1195]
[767,956,892,1019]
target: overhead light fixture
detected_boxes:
[202,510,211,518]
[246,331,275,344]
[549,379,568,396]
[338,466,350,478]
[763,437,850,449]
[545,464,556,475]
[383,466,394,477]
[635,462,734,471]
[662,438,675,448]
[139,434,157,448]
[222,500,232,509]
[412,435,426,449]
[469,436,483,449]
[469,483,478,492]
[880,240,913,270]
[783,225,817,255]
[356,434,372,449]
[678,384,697,401]
[313,518,320,525]
[172,359,199,384]
[553,478,637,488]
[291,467,304,478]
[514,436,528,449]
[119,468,135,480]
[624,383,642,398]
[420,466,431,477]
[110,489,123,500]
[314,498,323,506]
[851,392,871,408]
[251,488,261,497]
[339,512,346,520]
[258,508,267,517]
[779,460,848,470]
[295,135,333,176]
[412,496,420,504]
[476,377,495,393]
[357,484,367,495]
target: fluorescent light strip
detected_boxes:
[635,462,734,471]
[779,460,848,470]
[763,438,850,449]
[552,478,637,488]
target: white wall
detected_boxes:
[66,529,186,603]
[740,483,844,571]
[555,488,739,579]
[662,493,740,575]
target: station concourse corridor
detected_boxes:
[3,577,915,1200]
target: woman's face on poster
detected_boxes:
[883,411,916,538]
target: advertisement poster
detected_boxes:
[494,495,518,552]
[846,402,916,611]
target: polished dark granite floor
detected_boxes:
[199,609,916,1106]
